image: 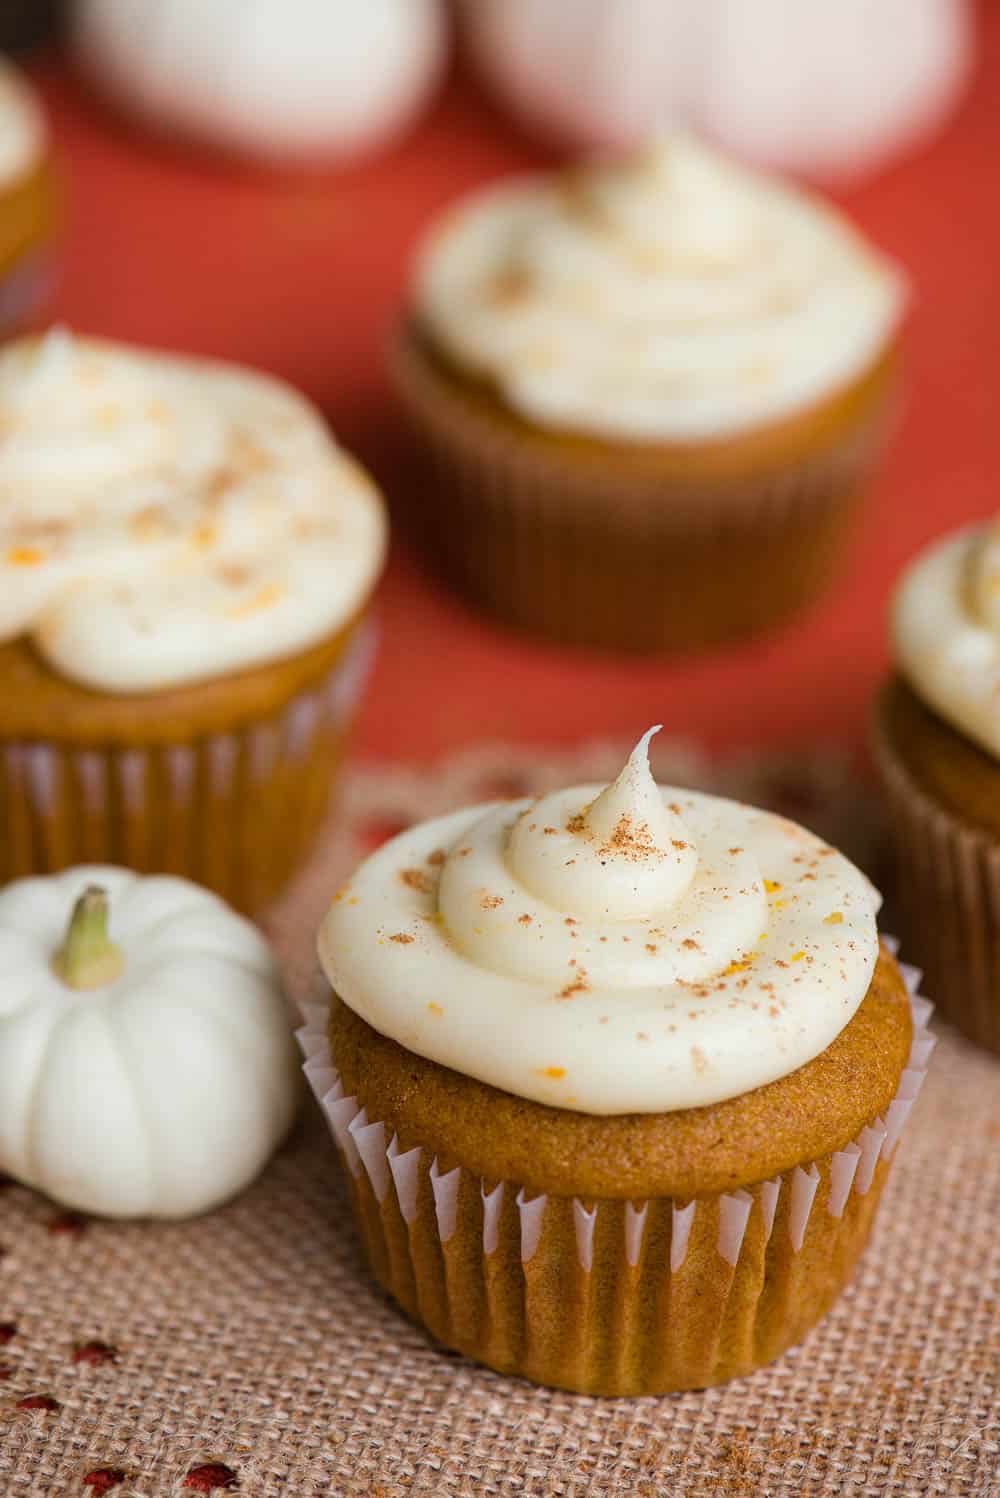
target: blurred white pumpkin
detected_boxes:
[463,0,974,181]
[73,0,449,166]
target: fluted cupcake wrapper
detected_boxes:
[0,621,377,914]
[391,329,896,654]
[873,714,1000,1056]
[297,947,932,1395]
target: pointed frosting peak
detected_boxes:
[29,324,75,378]
[503,729,698,921]
[584,726,668,852]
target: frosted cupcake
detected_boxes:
[0,330,387,912]
[873,519,1000,1054]
[303,729,931,1394]
[392,137,906,652]
[0,60,56,338]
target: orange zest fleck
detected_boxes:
[790,950,806,962]
[225,583,284,618]
[192,521,218,549]
[722,959,751,976]
[426,1002,443,1017]
[541,1067,565,1080]
[763,879,782,894]
[823,911,844,925]
[6,546,44,566]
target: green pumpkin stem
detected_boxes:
[53,885,125,991]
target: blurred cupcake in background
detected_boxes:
[392,137,906,654]
[0,330,387,913]
[873,519,1000,1056]
[0,60,58,339]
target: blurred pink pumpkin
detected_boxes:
[462,0,974,181]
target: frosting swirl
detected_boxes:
[414,136,904,443]
[893,520,1000,760]
[0,331,387,692]
[320,729,880,1115]
[0,59,46,189]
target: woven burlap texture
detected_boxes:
[0,739,997,1498]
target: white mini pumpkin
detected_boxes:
[72,0,448,165]
[463,0,973,182]
[0,867,300,1219]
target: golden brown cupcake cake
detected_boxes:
[0,330,387,912]
[303,729,931,1394]
[873,519,1000,1055]
[0,60,57,338]
[392,137,905,653]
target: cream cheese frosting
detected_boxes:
[0,330,387,693]
[893,520,1000,760]
[320,729,880,1115]
[0,60,46,189]
[413,136,905,443]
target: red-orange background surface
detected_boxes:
[27,6,1000,764]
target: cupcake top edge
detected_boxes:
[892,519,1000,762]
[0,329,387,694]
[319,729,881,1117]
[411,135,907,445]
[0,58,47,188]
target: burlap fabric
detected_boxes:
[0,740,997,1497]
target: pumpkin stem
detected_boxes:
[53,885,125,991]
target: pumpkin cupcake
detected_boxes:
[0,60,57,339]
[873,519,1000,1055]
[392,137,905,653]
[0,329,387,913]
[302,729,931,1394]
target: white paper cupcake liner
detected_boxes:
[0,620,378,910]
[297,939,933,1275]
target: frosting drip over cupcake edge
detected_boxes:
[320,729,881,1115]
